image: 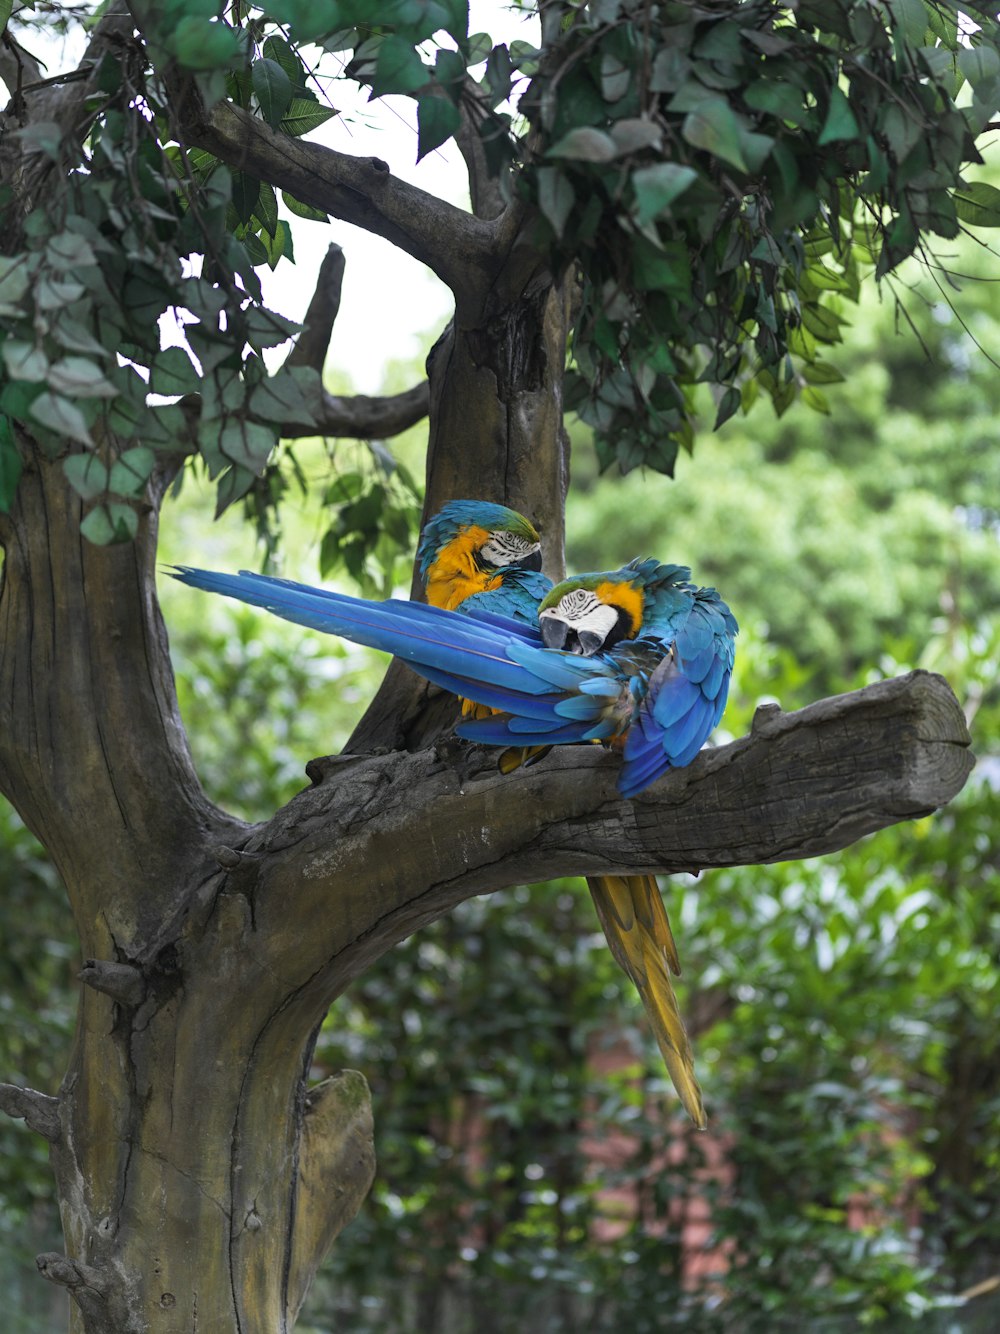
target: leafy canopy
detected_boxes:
[1,0,999,538]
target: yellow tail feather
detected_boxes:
[586,873,705,1129]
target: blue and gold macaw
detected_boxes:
[415,500,552,729]
[413,511,709,1122]
[171,529,736,1127]
[416,499,548,616]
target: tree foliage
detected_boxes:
[2,1,1000,537]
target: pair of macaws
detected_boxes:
[172,500,738,1126]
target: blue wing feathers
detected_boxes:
[171,561,737,799]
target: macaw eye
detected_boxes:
[479,531,541,569]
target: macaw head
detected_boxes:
[537,571,648,656]
[417,500,542,585]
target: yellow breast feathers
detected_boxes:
[424,527,503,610]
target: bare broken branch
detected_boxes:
[286,244,346,372]
[79,959,146,1007]
[0,1082,61,1141]
[286,1071,376,1323]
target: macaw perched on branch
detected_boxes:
[415,500,552,731]
[171,515,736,1127]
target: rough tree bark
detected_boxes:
[0,12,976,1334]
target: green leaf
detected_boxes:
[600,51,632,104]
[260,221,293,269]
[466,32,492,64]
[151,347,199,396]
[63,453,110,501]
[800,303,847,343]
[29,391,92,444]
[262,34,306,88]
[253,182,279,239]
[45,231,98,271]
[279,98,338,138]
[36,275,85,310]
[801,360,845,385]
[244,306,300,351]
[80,502,138,545]
[52,315,108,356]
[0,253,31,308]
[631,238,691,295]
[171,17,243,72]
[417,94,461,160]
[435,47,466,97]
[281,190,328,222]
[2,341,49,383]
[248,368,322,429]
[609,118,663,155]
[108,446,156,497]
[547,126,619,163]
[632,163,697,224]
[219,418,276,471]
[0,1,13,33]
[232,172,262,226]
[47,357,118,398]
[818,86,860,146]
[371,35,428,97]
[958,43,1000,95]
[252,58,293,129]
[713,385,741,431]
[682,99,748,172]
[953,181,1000,228]
[0,414,23,512]
[536,167,575,238]
[215,463,257,517]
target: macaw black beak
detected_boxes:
[576,629,607,657]
[515,547,543,572]
[540,614,569,649]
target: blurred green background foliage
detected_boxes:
[3,215,1000,1334]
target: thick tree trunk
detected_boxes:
[0,449,378,1331]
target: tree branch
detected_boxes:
[286,243,346,372]
[454,80,507,220]
[177,94,498,307]
[282,381,430,441]
[242,670,972,1008]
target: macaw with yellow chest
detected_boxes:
[172,511,737,1127]
[415,501,552,728]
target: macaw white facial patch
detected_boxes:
[480,531,541,568]
[540,589,619,656]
